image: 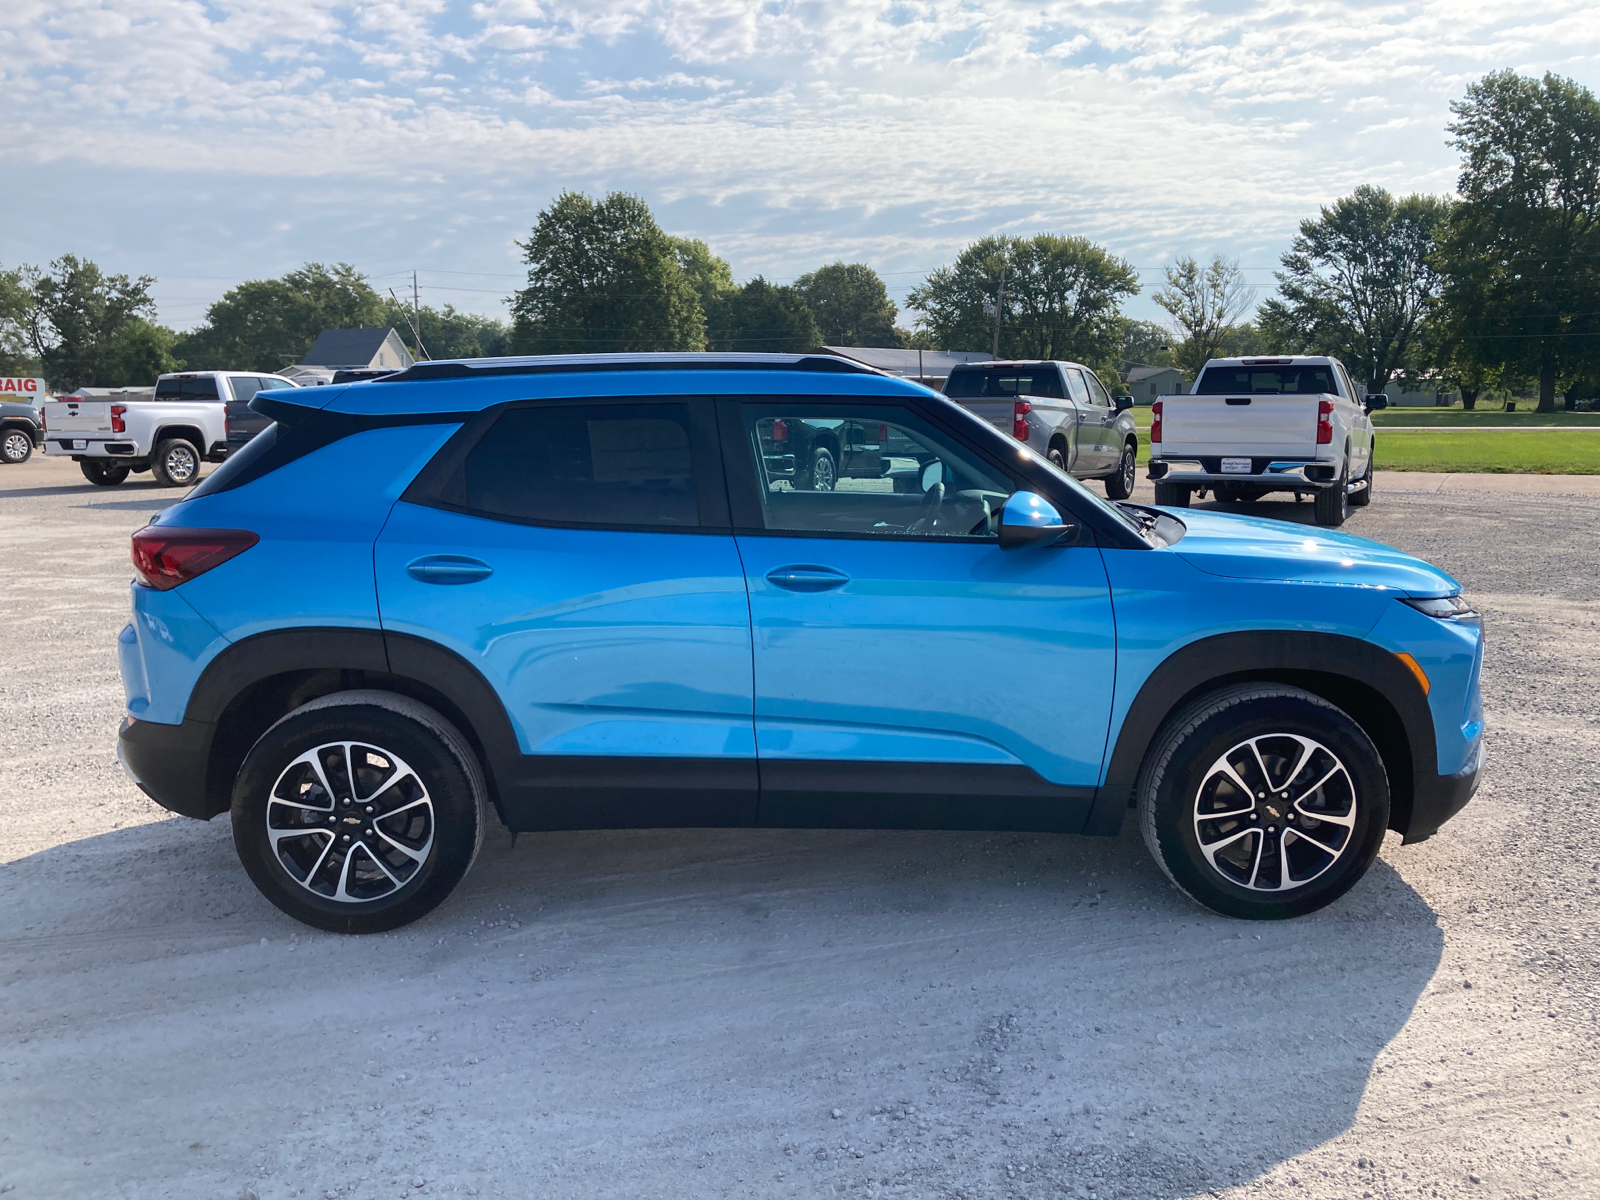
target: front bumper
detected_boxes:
[117,715,222,820]
[1402,739,1483,844]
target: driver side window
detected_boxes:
[740,404,1011,539]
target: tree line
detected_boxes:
[2,70,1593,411]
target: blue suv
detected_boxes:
[115,354,1484,932]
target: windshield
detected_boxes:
[944,366,1065,399]
[1195,364,1338,395]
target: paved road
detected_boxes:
[1,454,1595,1200]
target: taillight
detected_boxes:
[1316,400,1334,445]
[1150,401,1162,445]
[111,404,126,434]
[131,527,258,591]
[878,422,888,442]
[772,418,788,443]
[1013,400,1032,441]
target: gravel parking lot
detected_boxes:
[1,454,1596,1200]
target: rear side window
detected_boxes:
[944,367,1065,399]
[1195,365,1338,395]
[455,404,700,529]
[154,376,221,401]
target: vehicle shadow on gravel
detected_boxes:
[0,481,180,500]
[1,815,1440,1199]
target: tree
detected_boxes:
[0,264,40,377]
[1258,185,1450,394]
[177,263,388,372]
[510,192,705,354]
[908,234,1138,363]
[1119,319,1175,372]
[381,301,511,361]
[1153,256,1257,378]
[1434,71,1600,412]
[707,277,821,352]
[672,238,737,317]
[793,262,901,346]
[25,255,177,390]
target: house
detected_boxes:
[817,346,991,388]
[287,327,416,386]
[1381,381,1456,407]
[1124,365,1189,403]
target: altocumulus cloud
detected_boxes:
[1,0,1597,324]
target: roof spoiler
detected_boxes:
[250,394,323,428]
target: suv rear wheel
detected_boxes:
[151,437,201,487]
[231,691,487,933]
[1137,684,1389,920]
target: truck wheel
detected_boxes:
[807,446,837,492]
[151,438,201,487]
[1103,442,1136,500]
[231,691,488,934]
[1153,481,1190,508]
[81,459,130,486]
[1137,683,1389,920]
[1313,464,1350,527]
[1048,444,1068,472]
[1349,457,1373,508]
[1,430,33,464]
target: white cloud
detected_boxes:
[1,0,1597,326]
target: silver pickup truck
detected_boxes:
[942,360,1140,498]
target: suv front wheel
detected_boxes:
[231,691,487,933]
[1137,684,1389,920]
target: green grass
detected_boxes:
[1375,430,1600,473]
[1372,407,1600,427]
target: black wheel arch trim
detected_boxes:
[1087,630,1442,841]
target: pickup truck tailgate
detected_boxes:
[43,401,112,435]
[1161,395,1320,456]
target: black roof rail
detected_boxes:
[377,354,881,384]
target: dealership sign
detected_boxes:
[0,378,47,402]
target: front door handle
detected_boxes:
[765,565,850,592]
[407,555,493,585]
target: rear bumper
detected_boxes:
[117,715,221,820]
[46,439,141,458]
[1149,459,1343,491]
[1402,740,1483,844]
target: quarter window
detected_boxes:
[1083,371,1113,407]
[1063,369,1092,406]
[454,403,700,529]
[741,405,1011,539]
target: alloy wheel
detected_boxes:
[165,443,198,483]
[2,431,30,462]
[1120,448,1135,491]
[1191,733,1357,892]
[813,453,836,491]
[266,741,435,903]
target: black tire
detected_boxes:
[1103,441,1136,500]
[1047,444,1068,473]
[1138,684,1389,920]
[151,437,202,487]
[808,445,837,492]
[80,459,130,486]
[1349,453,1373,507]
[231,691,488,934]
[1313,462,1350,527]
[1153,481,1190,508]
[1,429,33,464]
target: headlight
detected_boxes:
[1403,594,1478,620]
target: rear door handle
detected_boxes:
[406,555,493,585]
[765,565,850,592]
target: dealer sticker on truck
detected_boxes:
[1221,457,1252,473]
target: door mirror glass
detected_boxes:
[1365,394,1388,410]
[1114,394,1132,412]
[998,491,1077,550]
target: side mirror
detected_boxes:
[1114,394,1133,412]
[920,460,946,492]
[998,491,1078,550]
[1365,394,1388,410]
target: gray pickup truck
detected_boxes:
[942,360,1140,498]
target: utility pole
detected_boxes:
[412,270,425,361]
[991,267,1007,359]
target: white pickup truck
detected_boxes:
[43,370,295,487]
[1147,355,1386,527]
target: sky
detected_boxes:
[2,0,1598,335]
